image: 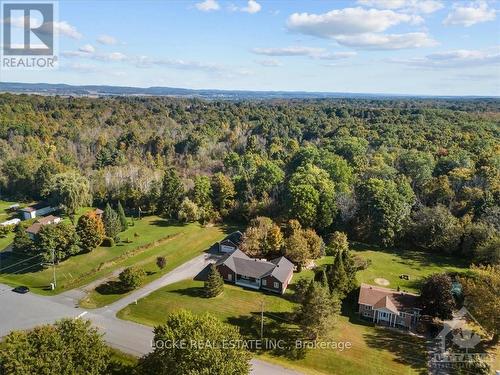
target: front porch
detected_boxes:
[235,274,260,290]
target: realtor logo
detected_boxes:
[1,1,58,69]
[432,307,492,367]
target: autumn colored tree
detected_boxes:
[76,211,105,252]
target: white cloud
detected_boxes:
[252,46,326,56]
[252,46,357,60]
[63,50,128,62]
[255,59,282,67]
[53,21,82,39]
[78,44,95,54]
[443,1,496,27]
[99,52,127,61]
[230,0,262,14]
[318,51,358,60]
[391,47,500,68]
[97,34,118,45]
[335,32,438,50]
[62,49,242,75]
[357,0,444,14]
[286,7,423,38]
[195,0,220,12]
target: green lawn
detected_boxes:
[0,200,19,251]
[0,216,227,295]
[79,223,227,308]
[351,243,469,292]
[118,278,427,375]
[116,245,472,375]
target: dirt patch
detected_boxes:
[374,278,390,286]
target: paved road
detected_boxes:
[0,252,303,375]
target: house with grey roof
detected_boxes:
[216,249,294,294]
[358,283,421,329]
[218,231,243,253]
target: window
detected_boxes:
[228,274,232,281]
[273,282,279,289]
[262,279,267,286]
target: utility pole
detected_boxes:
[41,249,57,290]
[260,299,265,340]
[52,248,56,288]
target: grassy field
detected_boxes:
[79,223,227,308]
[0,200,19,251]
[117,245,475,374]
[118,278,428,375]
[0,216,227,295]
[351,243,469,292]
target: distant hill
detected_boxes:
[1,82,493,100]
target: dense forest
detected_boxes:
[0,93,498,265]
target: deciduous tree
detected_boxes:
[76,211,105,252]
[119,267,146,291]
[420,273,455,320]
[138,310,251,375]
[0,319,110,375]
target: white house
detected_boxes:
[20,203,56,220]
[0,218,20,227]
[358,283,421,329]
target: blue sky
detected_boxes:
[2,0,500,95]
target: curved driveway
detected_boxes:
[0,252,303,375]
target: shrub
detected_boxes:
[102,237,115,247]
[119,267,146,291]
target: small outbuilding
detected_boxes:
[218,231,243,253]
[20,203,56,220]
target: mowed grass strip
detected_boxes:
[80,224,226,308]
[0,216,224,295]
[351,244,468,292]
[0,200,20,251]
[118,278,427,375]
[118,279,296,326]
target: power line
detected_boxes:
[0,253,43,272]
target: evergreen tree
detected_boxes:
[295,281,340,340]
[117,201,128,231]
[314,268,328,288]
[326,249,357,299]
[103,203,121,240]
[158,167,184,219]
[204,264,224,298]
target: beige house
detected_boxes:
[358,283,421,329]
[26,215,62,240]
